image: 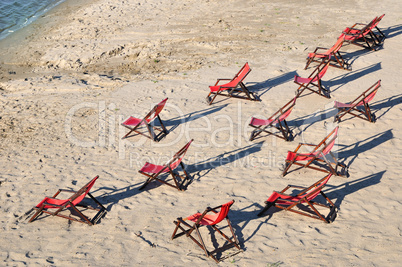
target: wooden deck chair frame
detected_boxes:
[257,173,338,223]
[121,98,168,141]
[334,80,381,123]
[305,36,350,71]
[138,139,193,191]
[249,96,297,141]
[28,176,107,225]
[282,127,347,177]
[171,200,241,263]
[371,14,386,43]
[340,16,382,51]
[345,14,386,47]
[295,60,331,99]
[206,62,259,105]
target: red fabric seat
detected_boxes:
[207,62,259,104]
[334,80,381,123]
[121,98,168,141]
[186,200,233,226]
[249,97,296,141]
[294,60,331,98]
[171,200,240,262]
[282,127,347,177]
[138,140,193,191]
[28,176,107,225]
[258,174,338,223]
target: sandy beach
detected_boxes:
[1,0,401,266]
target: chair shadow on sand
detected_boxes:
[287,92,401,137]
[382,24,402,38]
[286,107,338,138]
[337,24,402,65]
[337,129,393,167]
[229,202,275,246]
[163,104,229,134]
[245,70,297,98]
[324,170,385,207]
[187,141,264,180]
[319,63,382,95]
[91,181,146,211]
[370,93,402,120]
[92,142,265,209]
[209,71,297,105]
[227,170,385,246]
[288,62,381,100]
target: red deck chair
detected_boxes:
[249,96,297,141]
[28,176,107,225]
[207,62,259,105]
[121,98,168,141]
[171,200,241,263]
[138,139,193,191]
[334,80,381,123]
[282,127,347,177]
[339,15,384,51]
[305,37,349,71]
[257,173,338,223]
[295,60,331,98]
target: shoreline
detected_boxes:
[0,0,66,41]
[0,0,99,82]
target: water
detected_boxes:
[0,0,65,40]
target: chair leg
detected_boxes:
[146,124,157,141]
[169,171,182,191]
[258,201,275,216]
[207,91,219,105]
[171,220,182,239]
[335,52,350,71]
[305,200,327,222]
[69,203,93,225]
[282,161,293,176]
[249,126,263,141]
[28,207,44,223]
[139,173,154,190]
[327,151,348,177]
[226,219,240,249]
[88,193,107,210]
[364,103,376,122]
[194,226,210,258]
[211,223,239,250]
[279,120,292,141]
[157,116,168,134]
[171,218,195,239]
[122,127,135,139]
[305,57,313,70]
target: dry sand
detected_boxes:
[0,0,401,266]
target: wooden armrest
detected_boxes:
[280,185,308,194]
[314,52,330,56]
[274,190,293,197]
[58,189,77,193]
[299,143,316,147]
[214,79,231,86]
[52,189,76,198]
[286,185,307,189]
[177,217,192,228]
[40,201,64,208]
[342,30,358,36]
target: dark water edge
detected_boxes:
[0,0,66,41]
